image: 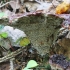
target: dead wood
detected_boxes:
[0,47,25,63]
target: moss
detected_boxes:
[0,15,63,55]
[46,64,51,70]
[42,53,49,63]
[16,15,45,24]
[0,19,7,23]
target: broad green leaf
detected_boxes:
[20,37,30,46]
[26,60,39,68]
[1,32,8,38]
[22,67,31,70]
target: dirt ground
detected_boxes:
[0,62,10,70]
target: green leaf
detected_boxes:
[26,60,39,68]
[1,32,8,38]
[22,67,31,70]
[20,37,30,46]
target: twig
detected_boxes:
[0,47,25,63]
[9,58,15,70]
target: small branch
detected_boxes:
[9,58,15,70]
[0,47,25,63]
